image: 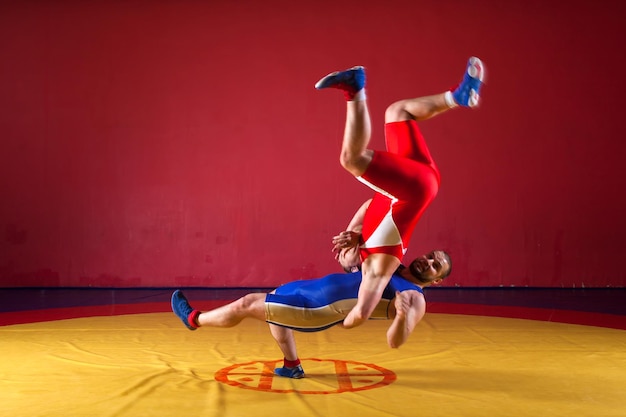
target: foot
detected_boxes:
[314,66,366,100]
[274,364,305,379]
[171,290,199,331]
[451,57,485,107]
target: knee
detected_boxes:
[339,150,373,177]
[233,293,259,314]
[385,101,411,123]
[339,152,360,176]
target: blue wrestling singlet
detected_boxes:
[264,271,423,332]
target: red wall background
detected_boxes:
[1,0,625,288]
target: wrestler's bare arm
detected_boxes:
[345,198,371,232]
[332,198,371,253]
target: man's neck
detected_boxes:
[396,264,427,288]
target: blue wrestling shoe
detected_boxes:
[451,57,485,108]
[274,365,305,379]
[315,66,366,100]
[171,290,199,331]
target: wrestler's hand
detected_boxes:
[331,230,361,254]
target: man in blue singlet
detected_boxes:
[171,249,450,379]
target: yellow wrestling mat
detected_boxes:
[1,313,625,417]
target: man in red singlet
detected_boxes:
[315,57,485,328]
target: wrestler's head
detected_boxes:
[408,250,451,285]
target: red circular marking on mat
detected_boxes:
[214,358,396,394]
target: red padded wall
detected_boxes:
[1,0,625,287]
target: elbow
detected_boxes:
[344,315,365,329]
[387,339,403,349]
[352,304,374,322]
[352,310,368,323]
[343,308,370,329]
